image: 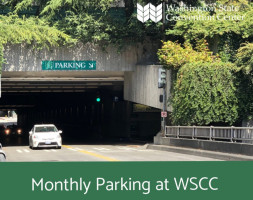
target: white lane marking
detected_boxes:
[137,150,154,152]
[24,149,30,153]
[16,150,22,153]
[44,150,50,152]
[51,149,57,152]
[117,147,134,151]
[68,148,78,151]
[93,147,111,151]
[74,148,83,151]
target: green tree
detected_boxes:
[157,40,218,70]
[236,43,253,75]
[166,1,253,61]
[4,0,165,48]
[0,14,75,72]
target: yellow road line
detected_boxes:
[62,145,73,149]
[62,145,119,162]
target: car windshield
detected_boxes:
[35,126,58,133]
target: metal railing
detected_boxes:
[165,126,253,144]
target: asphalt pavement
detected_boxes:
[3,144,222,162]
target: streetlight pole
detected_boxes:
[162,80,167,137]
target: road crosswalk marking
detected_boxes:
[16,149,59,153]
[14,146,152,155]
[16,149,30,153]
[68,148,78,151]
[64,146,150,153]
[43,149,58,152]
[74,148,83,151]
[116,147,138,151]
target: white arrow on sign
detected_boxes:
[89,63,94,68]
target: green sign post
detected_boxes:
[42,60,96,71]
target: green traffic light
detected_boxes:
[96,97,101,102]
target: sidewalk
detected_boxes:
[146,144,253,161]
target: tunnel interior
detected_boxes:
[0,87,161,146]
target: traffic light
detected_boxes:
[158,68,166,88]
[96,91,101,103]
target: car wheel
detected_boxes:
[0,154,6,162]
[57,146,61,149]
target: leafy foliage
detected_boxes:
[4,0,165,48]
[0,43,3,72]
[2,0,203,48]
[167,1,253,40]
[0,15,74,47]
[235,70,253,122]
[166,1,253,62]
[236,43,253,74]
[0,14,75,72]
[171,61,239,125]
[157,40,218,70]
[235,43,253,121]
[158,1,253,125]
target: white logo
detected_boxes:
[137,3,150,23]
[149,3,163,23]
[137,3,163,23]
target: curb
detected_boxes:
[146,144,253,161]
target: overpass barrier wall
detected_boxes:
[2,42,158,72]
[165,126,253,144]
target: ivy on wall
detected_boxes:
[157,1,253,125]
[171,61,238,125]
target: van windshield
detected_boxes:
[35,126,58,133]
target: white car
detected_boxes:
[29,124,62,149]
[0,143,6,162]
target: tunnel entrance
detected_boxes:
[0,75,161,145]
[18,91,130,141]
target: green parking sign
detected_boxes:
[42,60,96,70]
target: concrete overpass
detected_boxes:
[2,42,171,110]
[0,42,171,140]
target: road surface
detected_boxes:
[3,144,222,162]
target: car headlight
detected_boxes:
[17,129,22,134]
[5,129,10,135]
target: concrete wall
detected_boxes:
[2,42,156,72]
[154,137,253,156]
[124,65,172,111]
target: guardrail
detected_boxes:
[165,126,253,144]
